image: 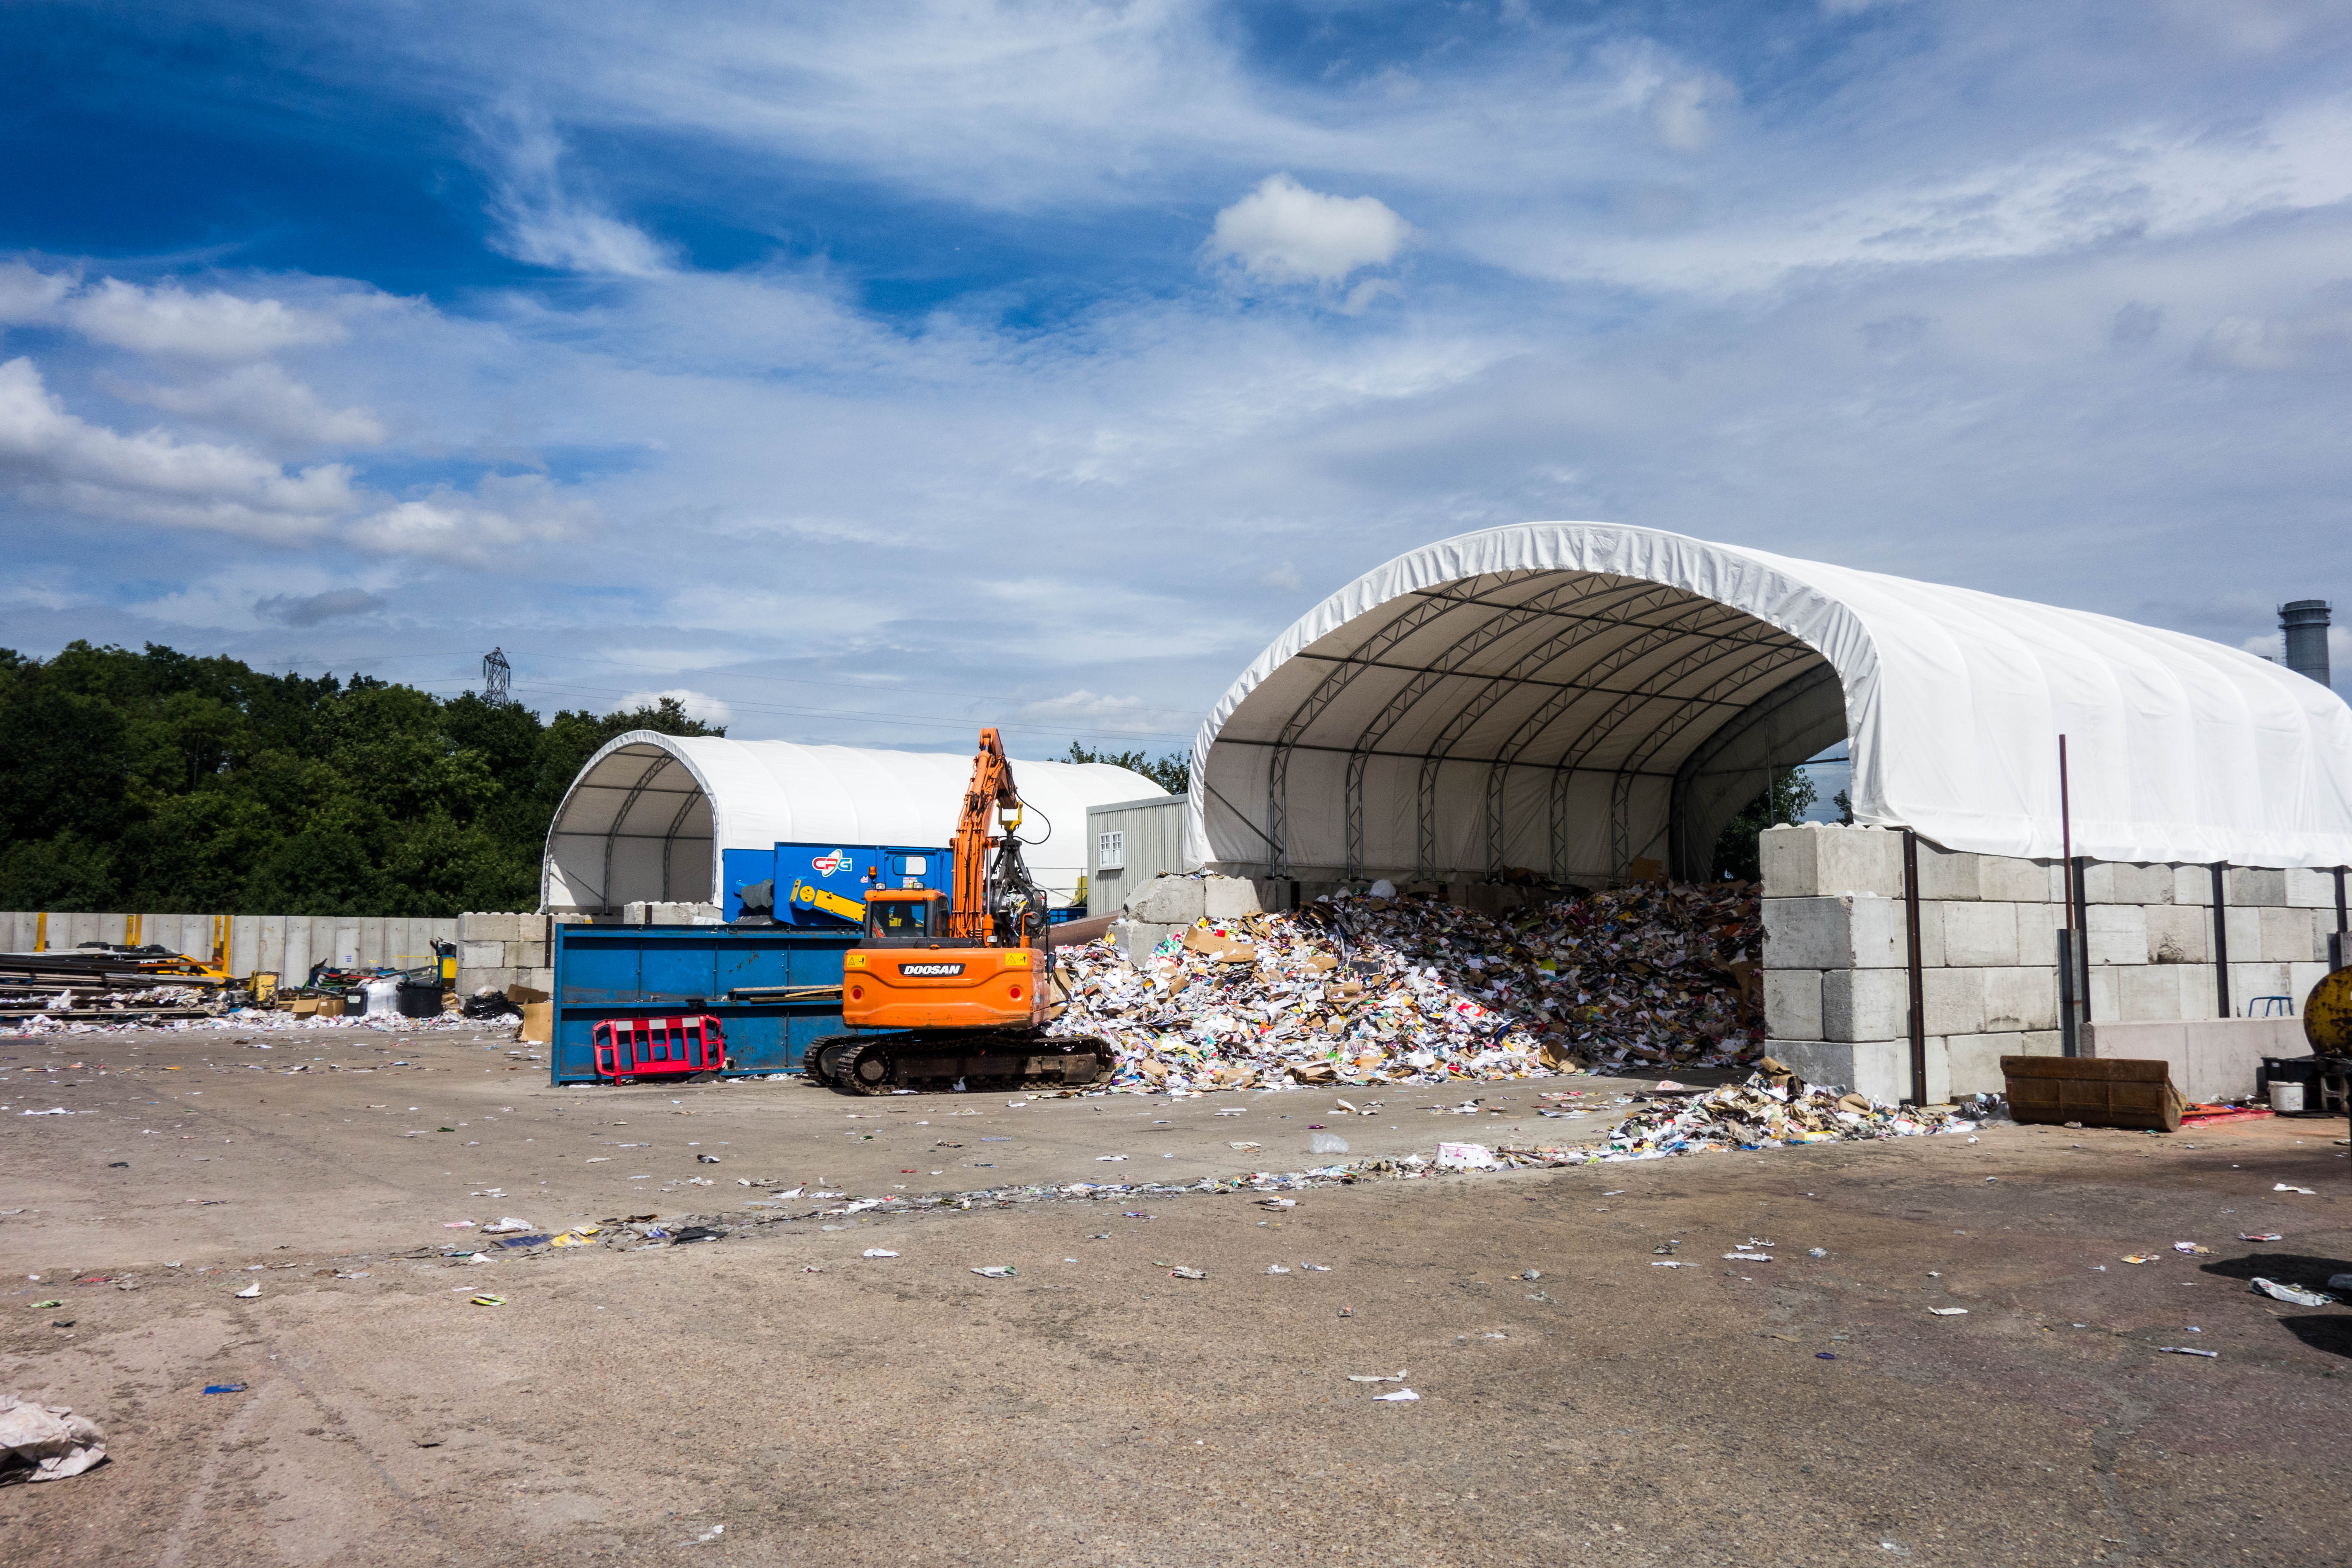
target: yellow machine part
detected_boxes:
[2306,967,2352,1055]
[792,879,868,924]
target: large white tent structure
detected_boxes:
[544,735,1163,914]
[1186,523,2352,885]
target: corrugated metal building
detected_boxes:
[1086,795,1188,913]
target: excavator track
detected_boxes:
[800,1031,1110,1096]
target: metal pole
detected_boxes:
[2058,735,2089,1036]
[1903,828,1927,1106]
[2211,862,2232,1018]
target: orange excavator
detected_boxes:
[800,729,1111,1096]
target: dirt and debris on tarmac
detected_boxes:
[3,1023,2348,1565]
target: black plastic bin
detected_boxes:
[396,980,445,1018]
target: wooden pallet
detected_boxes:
[2001,1055,2187,1133]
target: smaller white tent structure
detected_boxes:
[543,735,1162,914]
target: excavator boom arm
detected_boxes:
[948,727,1021,944]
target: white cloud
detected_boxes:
[64,278,347,359]
[2198,288,2352,372]
[0,356,357,541]
[1017,689,1183,736]
[0,261,74,325]
[613,686,733,725]
[1647,74,1735,154]
[108,362,388,448]
[346,471,601,564]
[256,586,389,626]
[480,115,674,276]
[1207,175,1411,285]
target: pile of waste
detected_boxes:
[2,1005,485,1039]
[1590,1062,1981,1159]
[1047,883,1762,1092]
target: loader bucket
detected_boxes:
[2001,1056,2187,1133]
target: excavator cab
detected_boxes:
[862,888,943,945]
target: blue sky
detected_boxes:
[3,0,2347,756]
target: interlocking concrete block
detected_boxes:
[1983,966,2058,1032]
[1916,902,1945,968]
[1922,967,1986,1038]
[459,940,505,969]
[1759,827,1816,897]
[519,967,554,997]
[2227,963,2291,1013]
[1762,895,1905,970]
[1764,969,1823,1041]
[1914,842,1980,901]
[1941,901,2019,967]
[1822,968,1909,1041]
[1126,876,1206,925]
[2260,906,2321,964]
[2088,967,2120,1023]
[2122,864,2174,904]
[1938,1032,2034,1100]
[2086,905,2147,967]
[2081,863,2116,904]
[2116,965,2188,1023]
[2177,965,2218,1018]
[1203,875,1263,920]
[1121,919,1179,965]
[516,913,551,943]
[1764,1039,1911,1103]
[461,911,521,943]
[2172,865,2213,906]
[2223,906,2260,962]
[2144,904,2209,964]
[2227,866,2288,907]
[2286,867,2337,909]
[514,940,549,968]
[1977,855,2049,904]
[2290,962,2328,1008]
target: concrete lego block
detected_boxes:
[1764,1039,1911,1103]
[1915,902,1945,968]
[2177,965,2218,1019]
[460,940,505,969]
[1921,967,1986,1038]
[1764,969,1823,1041]
[2125,864,2173,904]
[1913,842,1980,901]
[2088,967,2120,1025]
[518,967,554,997]
[1982,966,2058,1032]
[2227,866,2288,908]
[514,913,551,944]
[2144,904,2209,965]
[1120,919,1179,965]
[1822,968,1909,1041]
[1203,875,1263,920]
[1126,876,1206,925]
[2080,863,2117,904]
[2286,867,2336,909]
[2222,906,2260,962]
[1762,895,1905,970]
[2260,906,2321,964]
[514,941,549,968]
[2086,1017,2306,1102]
[2086,905,2147,967]
[2289,962,2329,1008]
[2115,965,2185,1023]
[2227,963,2291,1014]
[1251,879,1289,914]
[461,911,521,943]
[1941,901,2019,967]
[1977,855,2049,904]
[1938,1032,2035,1101]
[1758,826,1816,897]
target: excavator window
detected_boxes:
[866,899,932,944]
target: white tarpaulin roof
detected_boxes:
[544,735,1163,912]
[1186,522,2352,878]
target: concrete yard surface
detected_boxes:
[4,1024,2350,1565]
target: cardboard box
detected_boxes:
[519,1001,553,1044]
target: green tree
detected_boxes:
[1063,740,1191,795]
[1711,768,1820,882]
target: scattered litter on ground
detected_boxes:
[971,1265,1016,1279]
[2241,1232,2284,1242]
[0,1394,106,1482]
[2173,1242,2211,1255]
[1371,1388,1420,1403]
[469,1294,505,1307]
[1347,1370,1407,1383]
[2250,1277,2334,1307]
[201,1384,245,1395]
[1168,1266,1206,1280]
[2273,1184,2317,1195]
[2156,1346,2218,1358]
[233,1283,260,1298]
[862,1249,899,1259]
[1928,1307,1969,1316]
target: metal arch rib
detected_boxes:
[1339,578,1676,876]
[1398,591,1770,876]
[600,753,674,913]
[1265,578,1516,875]
[658,786,704,902]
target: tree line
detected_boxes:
[0,642,722,917]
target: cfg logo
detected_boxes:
[811,849,849,876]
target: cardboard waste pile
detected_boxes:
[1047,882,1763,1093]
[1594,1059,1978,1158]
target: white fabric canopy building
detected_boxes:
[544,735,1163,914]
[1186,523,2352,884]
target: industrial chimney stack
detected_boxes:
[2280,599,2332,687]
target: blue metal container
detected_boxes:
[720,842,946,924]
[550,920,858,1082]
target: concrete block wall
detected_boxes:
[1758,825,2347,1103]
[456,911,560,997]
[0,911,459,982]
